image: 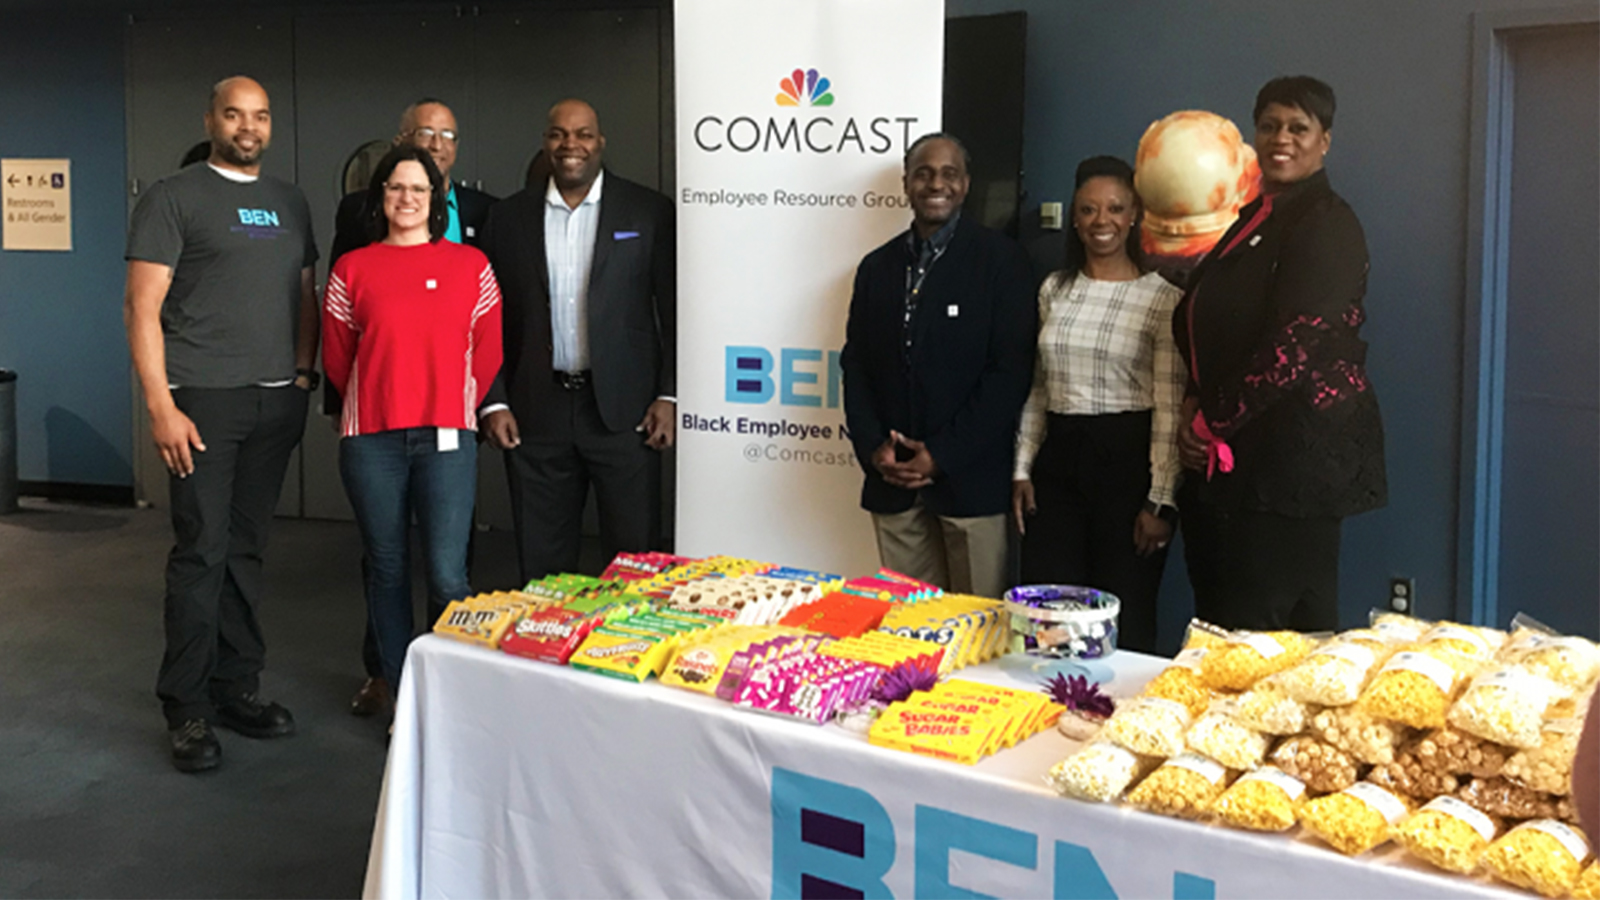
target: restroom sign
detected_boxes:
[3,159,72,251]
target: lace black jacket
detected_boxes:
[1173,169,1388,519]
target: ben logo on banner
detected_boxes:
[776,68,835,107]
[770,767,1219,900]
[726,345,842,408]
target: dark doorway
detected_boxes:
[944,12,1026,239]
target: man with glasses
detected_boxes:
[329,98,498,719]
[330,98,496,264]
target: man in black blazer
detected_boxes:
[331,97,497,719]
[479,99,675,583]
[328,98,495,267]
[840,134,1035,599]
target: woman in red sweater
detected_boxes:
[323,145,503,695]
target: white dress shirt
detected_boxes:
[478,170,673,418]
[546,170,603,373]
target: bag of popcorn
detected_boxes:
[1482,820,1591,898]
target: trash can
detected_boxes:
[0,369,16,514]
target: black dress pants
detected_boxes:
[504,384,660,582]
[1179,483,1342,632]
[1020,410,1168,653]
[157,386,307,727]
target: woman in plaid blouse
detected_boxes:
[1012,156,1185,653]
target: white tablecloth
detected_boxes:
[364,634,1519,899]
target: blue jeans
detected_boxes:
[339,428,477,689]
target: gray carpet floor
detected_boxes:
[0,497,535,899]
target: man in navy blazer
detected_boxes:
[840,134,1035,599]
[478,99,675,582]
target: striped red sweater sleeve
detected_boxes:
[322,240,503,437]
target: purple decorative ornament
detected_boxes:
[873,658,940,704]
[1043,672,1117,741]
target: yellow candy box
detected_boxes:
[569,628,674,681]
[433,592,538,648]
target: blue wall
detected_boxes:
[0,11,131,488]
[946,0,1563,635]
[0,1,1572,633]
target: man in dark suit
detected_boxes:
[479,99,675,583]
[329,98,495,266]
[840,133,1035,599]
[333,97,497,720]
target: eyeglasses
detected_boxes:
[383,183,432,196]
[408,127,458,143]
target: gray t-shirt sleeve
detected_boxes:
[125,178,183,268]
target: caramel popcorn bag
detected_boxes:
[1408,726,1512,778]
[1503,718,1581,795]
[1458,776,1576,822]
[1271,734,1360,794]
[1308,704,1411,766]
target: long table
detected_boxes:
[364,634,1520,899]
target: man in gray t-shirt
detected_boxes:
[124,75,319,773]
[127,160,314,388]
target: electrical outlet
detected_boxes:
[1389,577,1415,613]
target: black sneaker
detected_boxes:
[214,692,296,738]
[170,718,221,773]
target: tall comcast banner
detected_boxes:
[675,0,945,574]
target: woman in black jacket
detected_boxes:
[1173,75,1387,631]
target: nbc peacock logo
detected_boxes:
[775,68,834,107]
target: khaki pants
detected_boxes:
[871,501,1008,599]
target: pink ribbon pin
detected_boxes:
[1191,412,1234,479]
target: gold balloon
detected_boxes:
[1136,111,1261,268]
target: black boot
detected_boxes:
[214,692,296,738]
[170,719,221,773]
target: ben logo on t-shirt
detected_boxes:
[234,207,288,240]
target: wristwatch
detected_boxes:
[294,368,321,391]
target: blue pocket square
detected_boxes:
[613,230,640,241]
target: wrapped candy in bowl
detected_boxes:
[1004,585,1120,660]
